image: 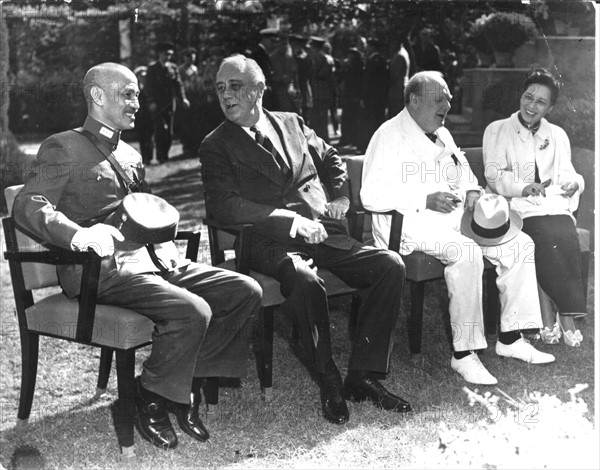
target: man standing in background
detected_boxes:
[145,42,189,163]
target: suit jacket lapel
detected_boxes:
[223,120,288,186]
[264,111,302,188]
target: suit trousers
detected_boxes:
[407,226,542,351]
[153,108,175,162]
[248,235,405,375]
[97,263,261,404]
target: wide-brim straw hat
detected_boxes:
[461,194,522,246]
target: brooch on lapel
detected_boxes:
[539,138,549,150]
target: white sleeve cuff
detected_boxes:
[289,215,300,238]
[70,228,86,251]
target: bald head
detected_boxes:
[83,62,137,108]
[405,71,452,132]
[404,71,447,105]
[83,62,140,130]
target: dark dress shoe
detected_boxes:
[320,379,350,425]
[134,377,178,449]
[173,391,210,442]
[344,374,412,413]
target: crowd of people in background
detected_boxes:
[133,26,457,163]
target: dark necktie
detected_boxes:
[250,125,290,178]
[426,132,459,165]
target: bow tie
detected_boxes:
[425,132,438,143]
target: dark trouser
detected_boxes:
[340,98,360,146]
[522,214,586,313]
[310,101,330,144]
[249,237,405,374]
[97,263,262,404]
[361,103,386,152]
[136,121,154,164]
[153,109,175,162]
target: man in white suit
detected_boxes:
[361,71,554,386]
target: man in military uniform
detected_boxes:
[177,47,202,157]
[145,42,190,163]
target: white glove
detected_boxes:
[71,224,124,257]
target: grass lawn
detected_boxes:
[0,155,597,469]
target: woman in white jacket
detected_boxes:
[483,68,585,347]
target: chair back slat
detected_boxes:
[462,147,486,188]
[345,156,365,211]
[4,185,59,289]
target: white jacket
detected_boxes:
[483,112,584,219]
[361,108,481,254]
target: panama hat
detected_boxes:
[107,193,180,245]
[461,194,522,246]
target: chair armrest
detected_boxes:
[346,209,366,242]
[369,210,404,252]
[175,230,201,262]
[202,217,253,234]
[4,246,97,265]
[202,217,254,274]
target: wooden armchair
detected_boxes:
[203,211,360,401]
[2,185,202,459]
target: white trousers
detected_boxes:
[405,227,543,351]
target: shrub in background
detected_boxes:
[471,11,537,53]
[7,16,119,133]
[550,97,594,151]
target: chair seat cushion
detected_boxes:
[403,252,496,283]
[218,259,356,308]
[26,294,154,349]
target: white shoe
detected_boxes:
[496,335,555,364]
[451,353,498,385]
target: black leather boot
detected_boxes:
[319,361,349,425]
[134,377,178,449]
[173,390,210,442]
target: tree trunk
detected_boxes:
[1,10,9,135]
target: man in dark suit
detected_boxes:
[289,34,313,122]
[250,28,279,110]
[199,55,411,425]
[308,36,336,143]
[361,37,388,152]
[145,42,190,163]
[13,62,261,451]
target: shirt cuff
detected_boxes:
[70,229,85,251]
[289,214,301,238]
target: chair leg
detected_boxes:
[95,347,113,399]
[260,306,274,401]
[581,250,590,301]
[114,349,136,459]
[18,332,39,422]
[408,281,425,354]
[204,377,219,411]
[485,270,500,341]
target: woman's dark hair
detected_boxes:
[522,68,560,104]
